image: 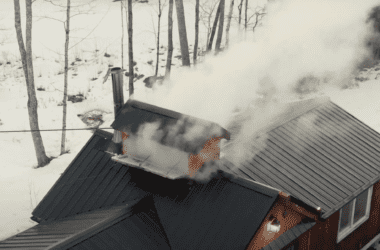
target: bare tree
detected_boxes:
[245,0,248,30]
[238,0,243,25]
[207,0,221,52]
[199,0,219,50]
[175,0,190,66]
[13,0,51,167]
[215,0,225,53]
[225,0,234,48]
[154,0,167,76]
[194,0,200,64]
[121,0,124,69]
[60,0,70,155]
[165,0,174,78]
[41,0,96,155]
[245,5,266,32]
[127,0,134,95]
[251,7,266,32]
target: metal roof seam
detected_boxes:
[314,109,380,167]
[262,141,339,205]
[280,123,366,186]
[266,132,349,199]
[278,128,360,190]
[329,103,380,143]
[32,134,100,220]
[291,117,372,181]
[306,110,380,176]
[271,128,355,195]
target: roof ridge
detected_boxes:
[121,99,231,135]
[94,128,113,139]
[220,160,280,198]
[252,96,330,137]
[46,203,136,250]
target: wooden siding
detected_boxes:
[296,180,380,250]
[248,193,317,250]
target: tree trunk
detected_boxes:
[193,0,199,64]
[121,0,124,69]
[175,0,190,66]
[238,0,243,25]
[244,0,248,30]
[225,0,234,48]
[14,0,50,167]
[207,0,221,52]
[215,0,225,53]
[155,0,162,76]
[127,0,134,96]
[61,0,70,155]
[165,0,174,78]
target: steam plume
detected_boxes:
[132,0,379,176]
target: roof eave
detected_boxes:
[321,175,380,219]
[30,215,42,223]
[46,205,135,250]
[227,173,280,199]
[110,99,231,140]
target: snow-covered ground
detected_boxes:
[0,0,380,245]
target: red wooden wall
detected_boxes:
[297,180,380,250]
[247,192,319,250]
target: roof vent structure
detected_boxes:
[110,99,230,180]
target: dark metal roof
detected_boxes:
[32,129,148,222]
[0,204,134,250]
[68,196,171,250]
[261,219,316,250]
[111,99,230,151]
[223,97,380,219]
[3,127,283,250]
[140,172,279,250]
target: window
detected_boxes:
[337,186,373,243]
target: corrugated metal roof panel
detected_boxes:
[111,99,230,144]
[148,173,278,250]
[0,205,133,250]
[32,130,149,222]
[226,98,380,219]
[68,196,171,250]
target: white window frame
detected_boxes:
[337,186,373,243]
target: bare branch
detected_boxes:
[34,15,64,23]
[38,41,64,56]
[44,0,95,8]
[68,4,111,50]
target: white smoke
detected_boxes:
[132,0,379,173]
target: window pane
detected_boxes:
[340,201,352,231]
[354,189,369,223]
